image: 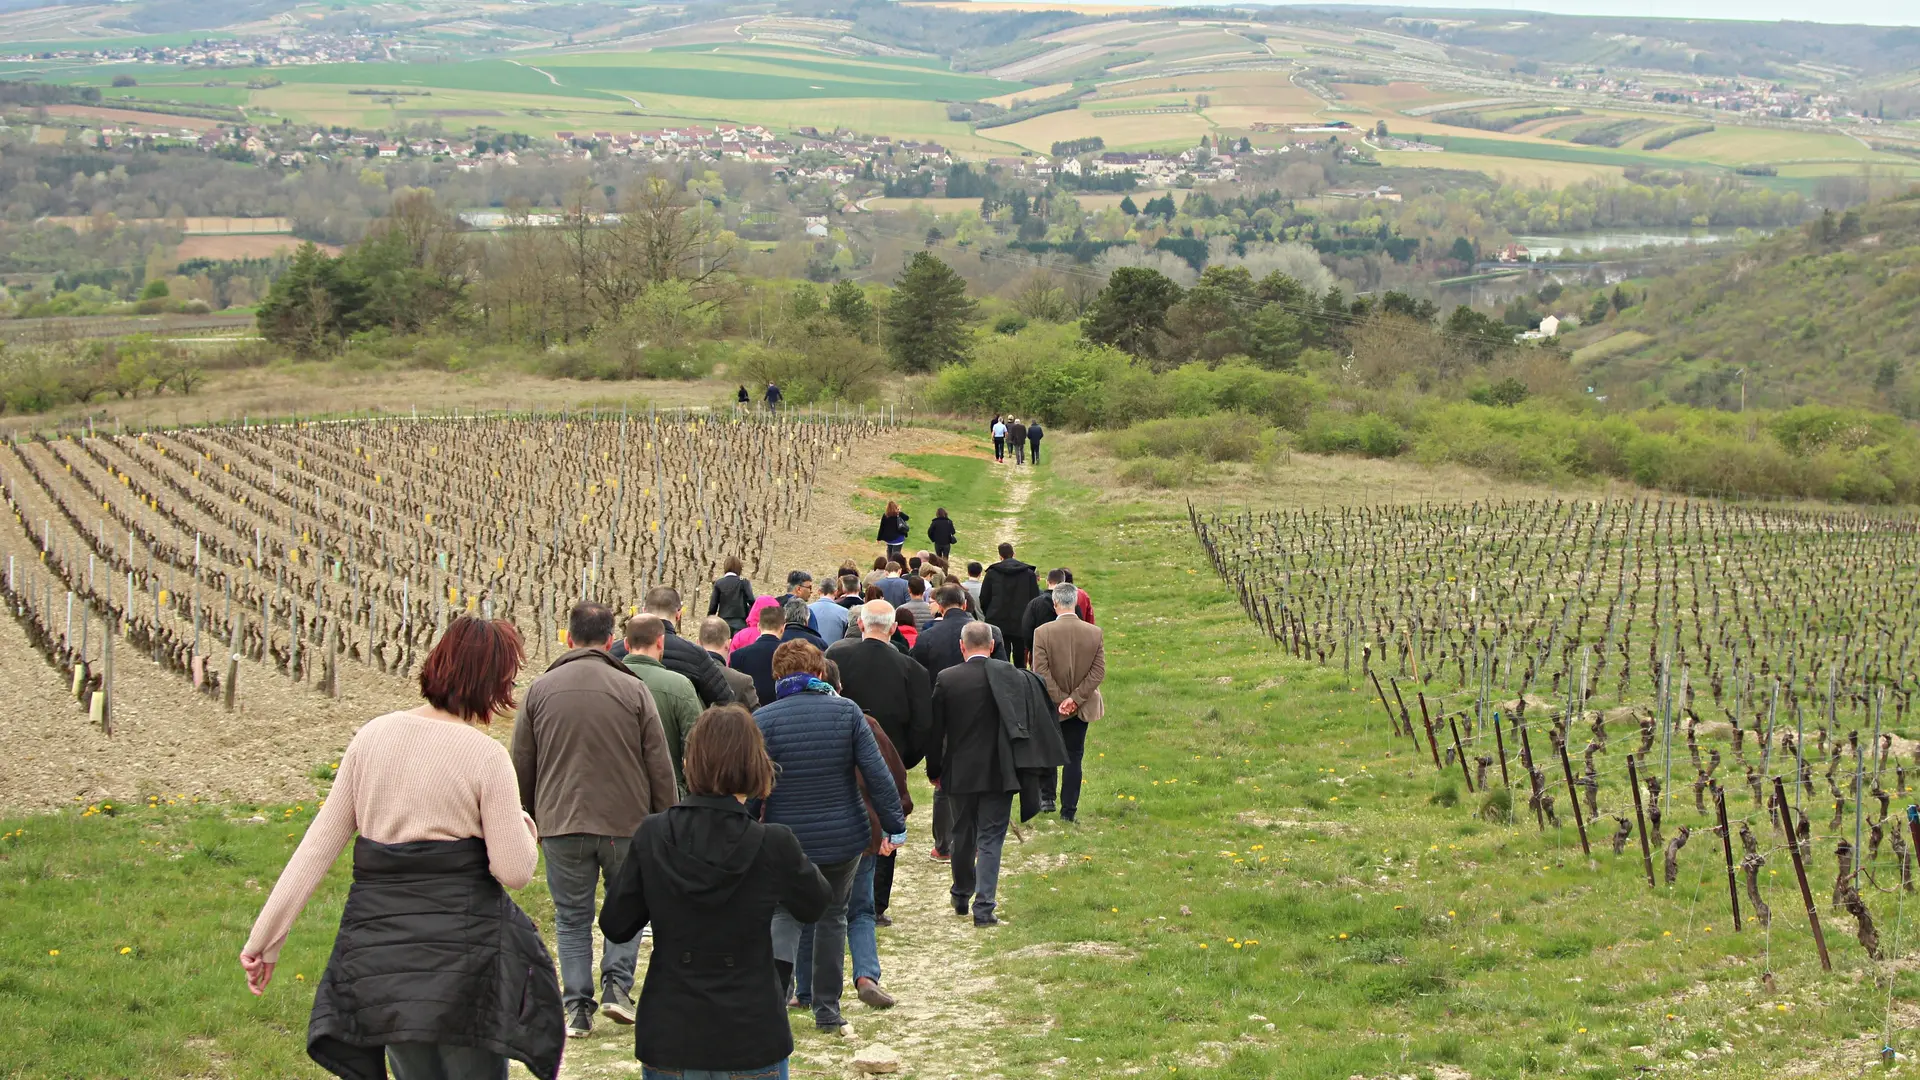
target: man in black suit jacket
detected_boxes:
[826,598,934,922]
[927,621,1020,926]
[911,585,1007,678]
[728,603,792,706]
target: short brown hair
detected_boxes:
[771,639,827,681]
[697,615,732,649]
[625,613,666,650]
[724,555,745,576]
[419,616,524,723]
[683,706,773,799]
[758,604,788,632]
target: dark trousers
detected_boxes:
[992,436,1004,461]
[1041,718,1089,819]
[387,1043,508,1080]
[931,784,952,856]
[1010,637,1030,669]
[771,856,859,1029]
[948,790,1015,918]
[873,851,896,916]
[1029,438,1042,465]
[934,544,952,559]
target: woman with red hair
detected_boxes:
[240,616,564,1080]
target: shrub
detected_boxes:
[1300,412,1408,458]
[1100,413,1269,462]
[993,312,1029,335]
[1117,454,1208,488]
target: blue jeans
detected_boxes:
[641,1062,788,1080]
[542,834,639,1015]
[795,853,881,999]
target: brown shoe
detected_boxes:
[856,977,895,1009]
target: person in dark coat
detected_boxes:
[826,600,935,921]
[699,616,760,711]
[754,642,906,1033]
[926,507,957,559]
[736,385,750,407]
[978,543,1041,668]
[876,501,911,562]
[729,603,792,706]
[601,705,831,1079]
[607,586,733,707]
[242,617,563,1080]
[707,556,756,633]
[1027,421,1044,465]
[1006,418,1028,465]
[1023,568,1076,645]
[764,382,783,410]
[911,585,1007,678]
[926,622,1021,926]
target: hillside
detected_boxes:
[1576,190,1920,416]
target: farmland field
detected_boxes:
[1373,149,1626,186]
[991,106,1214,153]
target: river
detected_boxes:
[1509,229,1758,259]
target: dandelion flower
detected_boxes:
[48,949,58,956]
[1199,943,1208,950]
[119,946,131,955]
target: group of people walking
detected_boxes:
[241,524,1107,1080]
[990,415,1043,465]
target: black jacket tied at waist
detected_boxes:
[307,837,564,1080]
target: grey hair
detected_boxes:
[782,597,811,625]
[860,603,896,632]
[1051,583,1079,609]
[960,620,996,651]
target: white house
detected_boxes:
[1538,315,1560,337]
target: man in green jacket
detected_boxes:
[622,614,703,797]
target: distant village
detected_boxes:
[14,109,1367,211]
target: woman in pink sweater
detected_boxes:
[241,616,562,1080]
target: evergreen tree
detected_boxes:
[1081,266,1183,361]
[826,279,874,340]
[1119,195,1139,216]
[884,252,976,372]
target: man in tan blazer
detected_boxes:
[1030,582,1105,822]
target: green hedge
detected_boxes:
[925,325,1920,504]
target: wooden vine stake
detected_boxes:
[1713,782,1742,932]
[1416,691,1442,772]
[1775,774,1832,972]
[1627,754,1656,887]
[224,614,241,712]
[97,615,114,736]
[1449,714,1475,793]
[1557,727,1590,857]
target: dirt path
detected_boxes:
[556,784,1012,1079]
[560,438,1026,1080]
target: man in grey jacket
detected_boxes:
[511,601,677,1038]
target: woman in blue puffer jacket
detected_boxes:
[754,640,906,1035]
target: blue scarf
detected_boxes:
[774,674,835,700]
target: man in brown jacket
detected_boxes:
[1029,583,1105,823]
[511,601,676,1038]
